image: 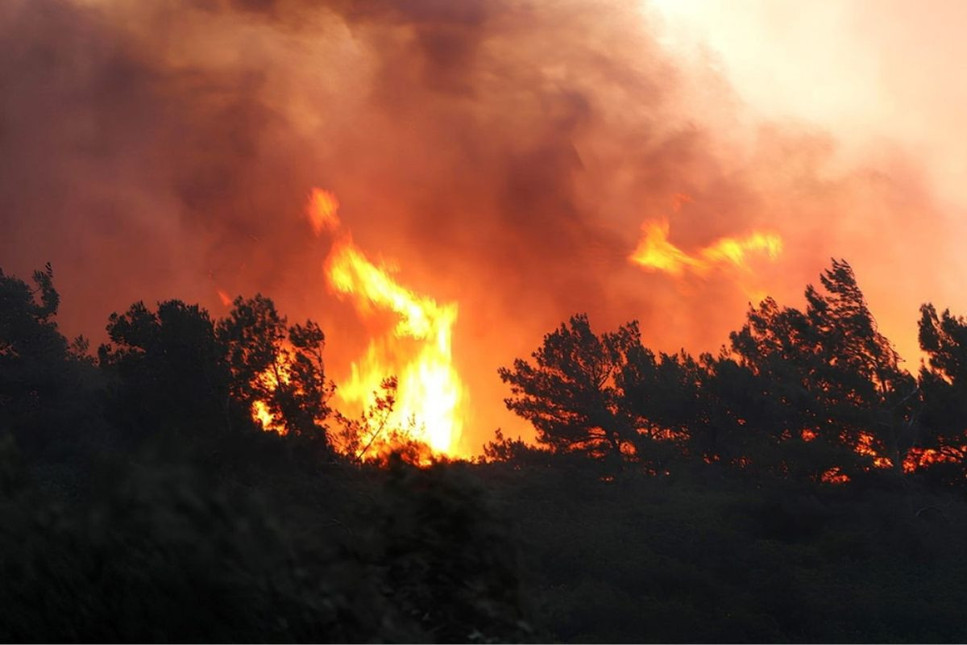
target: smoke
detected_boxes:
[0,0,955,451]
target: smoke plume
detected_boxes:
[1,0,955,451]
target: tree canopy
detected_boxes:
[3,262,967,642]
[499,259,954,486]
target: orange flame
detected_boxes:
[307,188,466,457]
[629,218,782,276]
[820,467,850,485]
[902,445,967,474]
[855,432,894,469]
[252,399,275,431]
[250,355,292,434]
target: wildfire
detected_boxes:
[855,432,894,469]
[629,219,782,276]
[902,445,966,474]
[307,188,465,457]
[250,355,292,434]
[817,432,967,484]
[820,467,850,485]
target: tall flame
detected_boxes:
[307,188,465,456]
[630,218,783,276]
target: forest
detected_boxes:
[2,259,967,642]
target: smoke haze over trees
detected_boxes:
[2,0,963,451]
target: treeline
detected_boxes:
[4,261,967,642]
[0,265,530,642]
[495,259,967,488]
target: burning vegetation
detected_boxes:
[308,188,466,459]
[5,257,967,642]
[629,218,783,277]
[5,0,967,641]
[497,259,967,486]
[211,187,967,484]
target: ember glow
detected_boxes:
[903,446,967,474]
[307,189,466,457]
[855,432,894,470]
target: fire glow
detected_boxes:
[251,357,292,434]
[629,219,783,276]
[308,188,466,457]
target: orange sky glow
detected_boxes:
[2,0,965,457]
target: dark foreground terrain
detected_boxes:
[3,439,967,642]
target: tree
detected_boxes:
[217,295,334,445]
[726,296,843,478]
[726,260,914,480]
[915,303,967,481]
[99,300,235,442]
[498,314,639,462]
[0,265,94,456]
[617,346,700,469]
[0,265,68,413]
[100,294,334,454]
[804,260,914,472]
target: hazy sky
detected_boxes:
[648,0,967,356]
[650,0,967,206]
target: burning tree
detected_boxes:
[498,314,693,471]
[218,294,334,441]
[498,314,638,461]
[914,303,967,481]
[498,260,936,485]
[99,294,334,453]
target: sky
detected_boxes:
[647,0,967,357]
[2,0,965,455]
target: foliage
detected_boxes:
[477,463,967,643]
[97,294,335,456]
[498,314,643,462]
[0,265,98,458]
[0,448,425,642]
[217,294,335,441]
[99,300,234,442]
[482,428,551,466]
[725,259,914,479]
[915,303,967,482]
[332,375,398,461]
[7,261,967,642]
[496,260,933,486]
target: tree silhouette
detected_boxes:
[217,295,334,445]
[498,314,640,462]
[916,303,967,481]
[617,346,700,470]
[99,300,235,442]
[0,265,94,456]
[727,259,913,479]
[0,265,68,411]
[99,294,334,452]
